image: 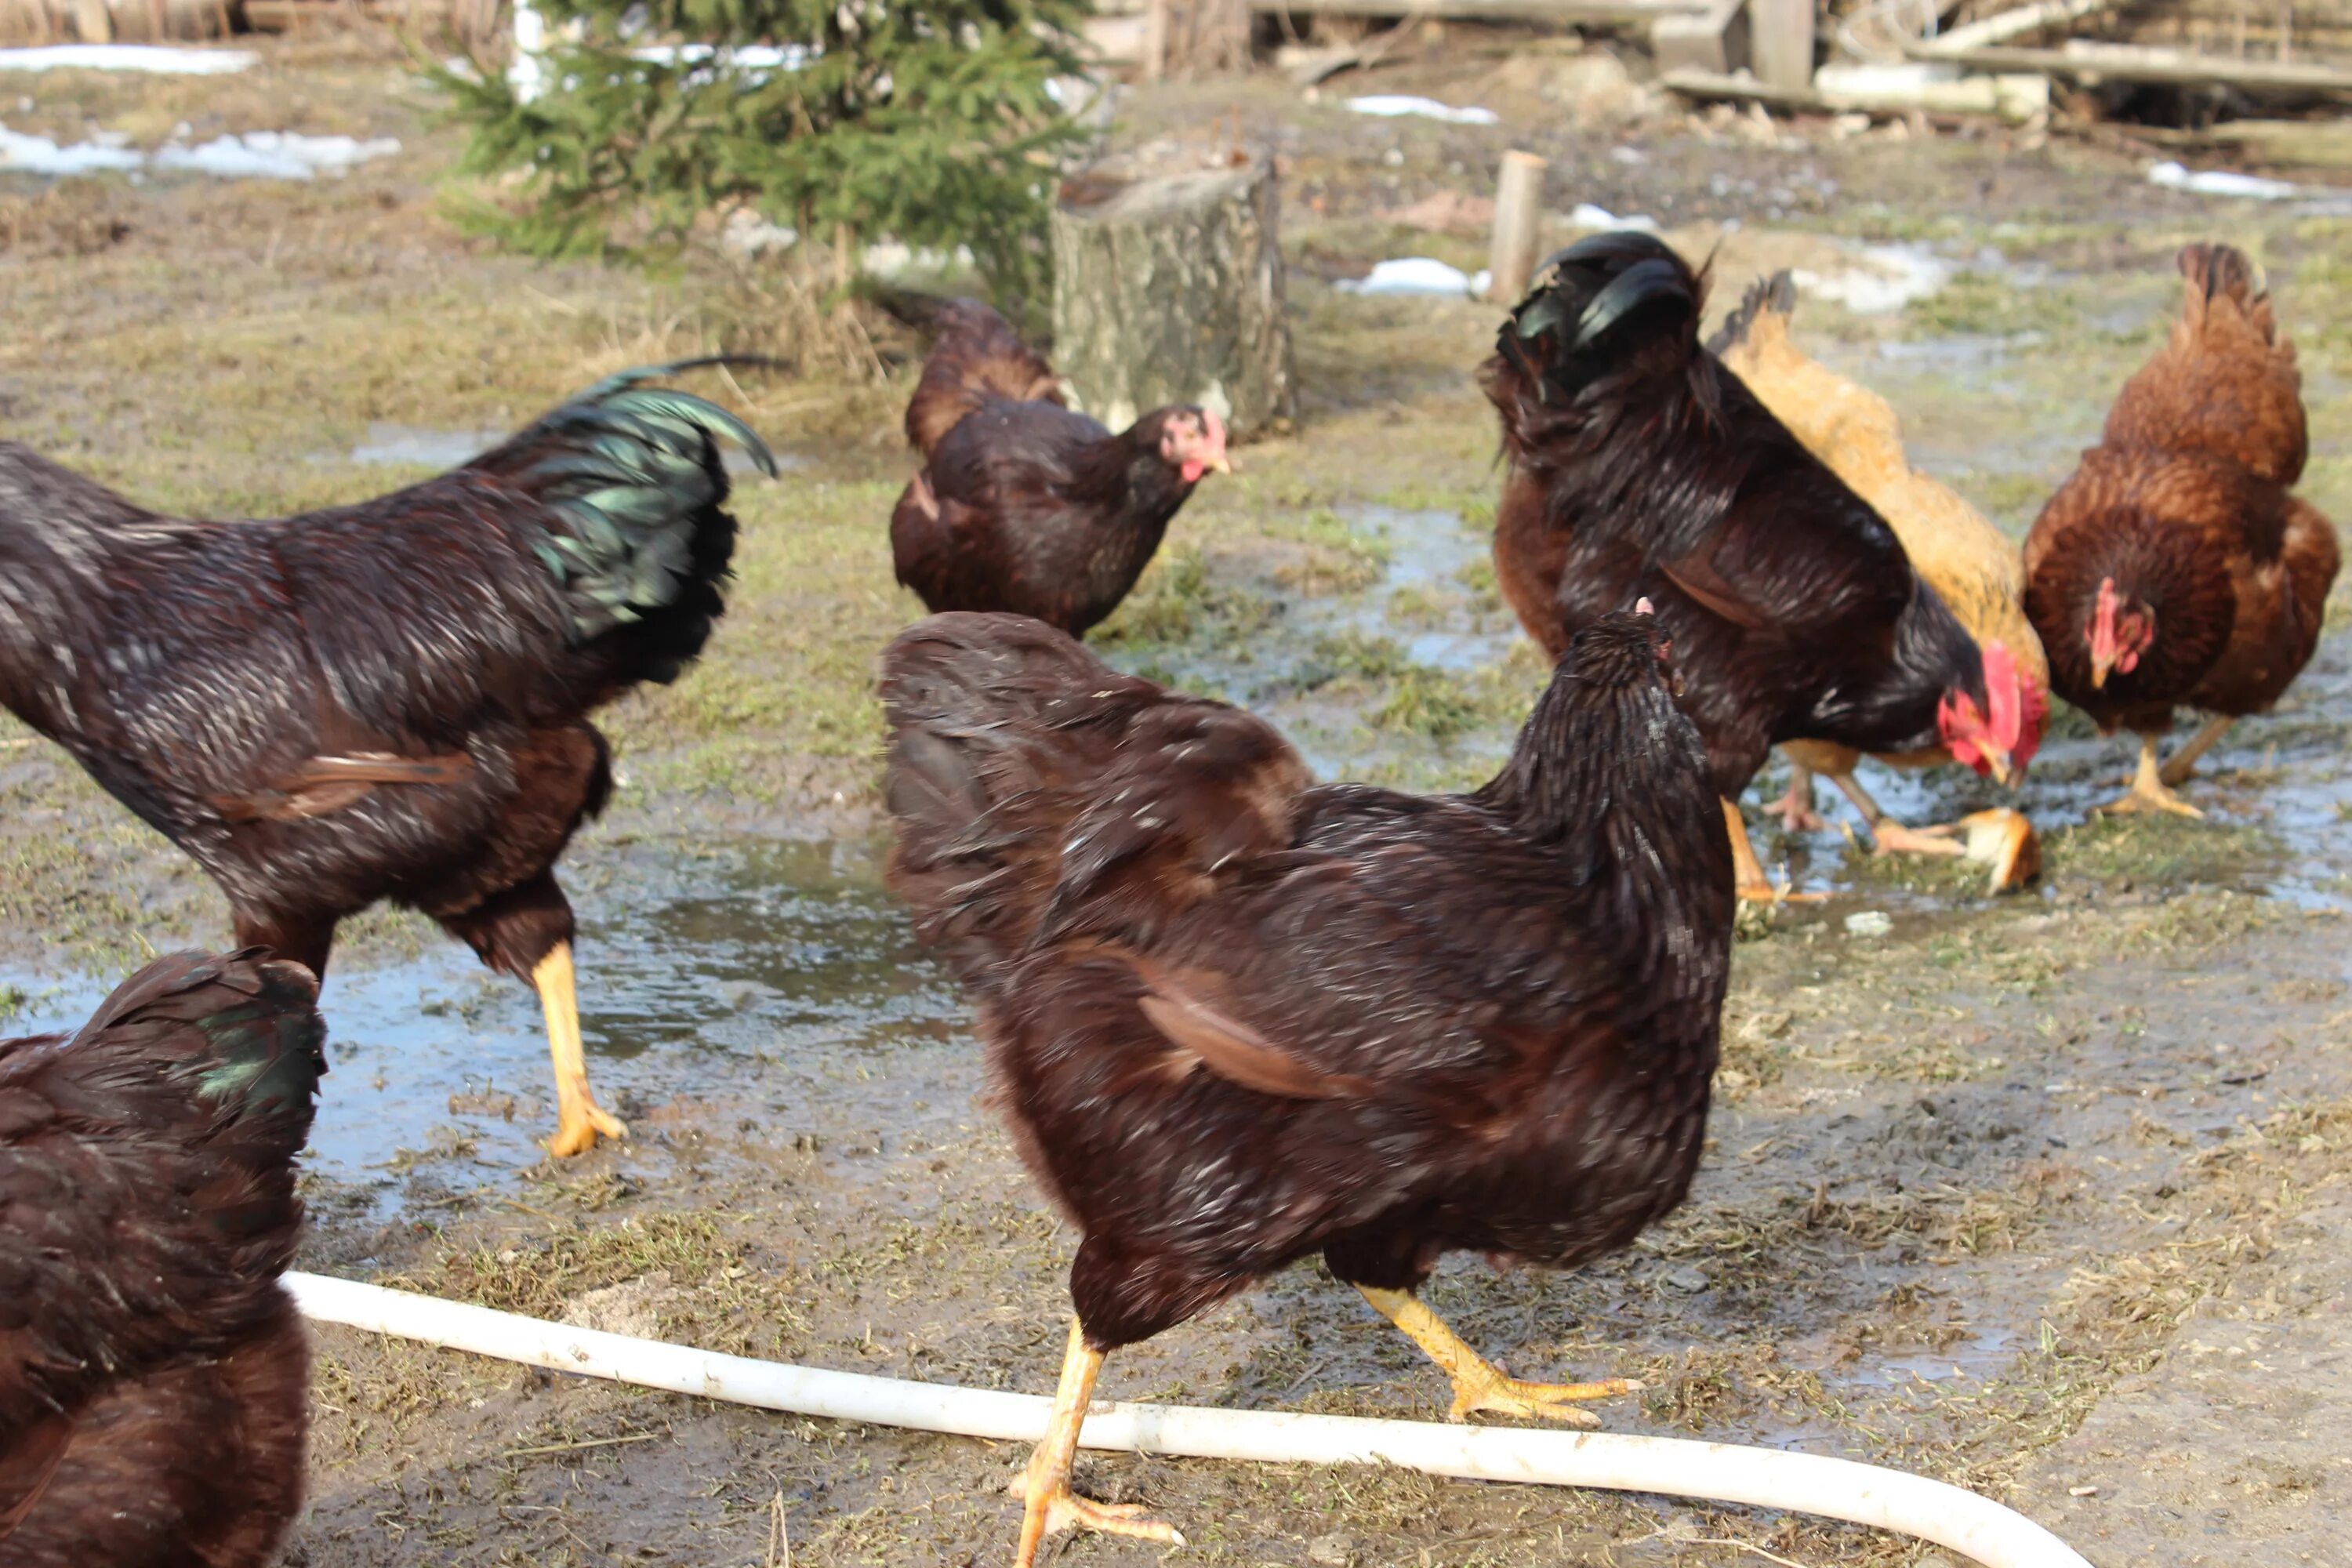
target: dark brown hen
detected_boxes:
[2024,243,2339,816]
[0,364,773,1156]
[882,606,1731,1565]
[1484,232,2000,901]
[0,949,325,1568]
[889,299,1229,637]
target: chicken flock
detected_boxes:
[0,230,2336,1567]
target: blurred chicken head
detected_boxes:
[1938,641,2044,785]
[2086,575,2154,689]
[1158,408,1231,485]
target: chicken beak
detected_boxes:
[2089,651,2114,691]
[1984,750,2013,789]
[1209,452,1234,475]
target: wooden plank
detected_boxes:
[1904,38,2352,93]
[1254,0,1706,24]
[1748,0,1813,89]
[2138,117,2352,169]
[1663,64,2050,119]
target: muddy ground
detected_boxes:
[5,27,2352,1568]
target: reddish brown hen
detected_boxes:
[1483,233,2015,902]
[883,605,1731,1565]
[0,949,325,1568]
[0,363,773,1156]
[890,300,1229,636]
[2025,243,2339,815]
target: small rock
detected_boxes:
[1308,1534,1356,1566]
[1844,910,1893,937]
[1665,1265,1710,1293]
[2069,1484,2099,1497]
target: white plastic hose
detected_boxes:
[286,1272,2092,1568]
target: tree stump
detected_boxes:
[1049,151,1297,441]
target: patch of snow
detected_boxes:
[631,42,811,71]
[0,44,256,74]
[0,123,143,175]
[154,130,401,180]
[1792,243,1951,314]
[862,240,975,278]
[1336,256,1489,297]
[2147,160,2299,201]
[1567,202,1658,232]
[0,121,398,180]
[1345,95,1499,126]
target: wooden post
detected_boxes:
[71,0,112,38]
[1051,151,1298,440]
[1748,0,1813,91]
[1142,0,1171,81]
[1486,151,1547,306]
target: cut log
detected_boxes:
[1051,151,1298,441]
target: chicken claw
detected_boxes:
[1357,1286,1642,1428]
[1765,765,1829,833]
[2099,735,2205,819]
[1723,799,1824,903]
[1011,1320,1184,1568]
[1009,1473,1183,1554]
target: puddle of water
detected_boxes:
[0,838,964,1204]
[336,423,797,474]
[1104,504,1523,784]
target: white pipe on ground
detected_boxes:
[285,1272,2092,1568]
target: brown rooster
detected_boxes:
[1711,272,2046,893]
[0,363,774,1156]
[1485,233,2019,902]
[2024,243,2339,816]
[890,299,1229,637]
[1,949,325,1568]
[883,605,1731,1564]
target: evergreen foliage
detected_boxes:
[432,0,1088,296]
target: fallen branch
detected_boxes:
[1916,0,2110,56]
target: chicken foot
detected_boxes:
[1766,761,1830,833]
[1357,1287,1642,1426]
[1723,798,1823,904]
[2099,735,2205,818]
[532,943,630,1158]
[2158,716,2234,789]
[1011,1319,1183,1568]
[1820,771,1956,858]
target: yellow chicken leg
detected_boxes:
[2099,735,2205,818]
[1724,798,1822,904]
[532,943,628,1157]
[2158,715,2234,789]
[1011,1319,1183,1568]
[1357,1286,1642,1427]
